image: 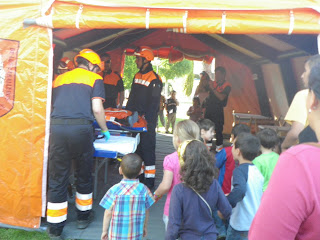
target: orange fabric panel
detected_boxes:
[261,64,289,119]
[55,0,320,11]
[215,54,261,134]
[48,2,320,33]
[0,1,51,228]
[127,29,216,63]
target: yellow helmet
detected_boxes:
[134,46,154,61]
[74,49,102,69]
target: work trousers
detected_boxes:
[214,121,224,147]
[47,123,94,235]
[157,110,165,127]
[205,111,224,147]
[166,112,176,133]
[136,120,156,189]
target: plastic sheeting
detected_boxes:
[124,29,215,63]
[39,0,320,34]
[0,1,51,228]
[54,0,320,11]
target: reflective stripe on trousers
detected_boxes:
[47,202,68,224]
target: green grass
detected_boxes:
[0,228,50,240]
[0,228,81,240]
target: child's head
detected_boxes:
[120,153,142,179]
[192,96,200,107]
[173,120,200,149]
[179,140,217,193]
[230,124,251,142]
[198,118,215,142]
[233,133,260,162]
[257,128,279,150]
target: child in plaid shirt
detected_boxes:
[100,153,155,240]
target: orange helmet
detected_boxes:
[58,57,75,70]
[134,46,154,61]
[74,49,102,70]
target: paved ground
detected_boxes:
[60,133,174,240]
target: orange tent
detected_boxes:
[0,0,320,228]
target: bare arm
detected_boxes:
[154,170,174,196]
[118,91,124,109]
[212,88,227,101]
[187,107,193,116]
[143,209,149,237]
[281,121,304,151]
[92,98,108,132]
[101,209,112,240]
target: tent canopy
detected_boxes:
[29,0,320,34]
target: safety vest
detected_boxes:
[127,67,162,117]
[103,70,121,86]
[133,71,161,87]
[212,80,231,93]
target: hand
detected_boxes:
[101,232,108,240]
[153,193,163,203]
[217,210,224,219]
[101,130,111,141]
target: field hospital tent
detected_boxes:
[1,0,320,229]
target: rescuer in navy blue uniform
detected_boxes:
[126,46,163,190]
[100,53,124,109]
[47,49,110,239]
[203,67,231,152]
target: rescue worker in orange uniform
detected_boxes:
[202,67,231,152]
[126,46,163,190]
[100,53,124,109]
[47,49,110,239]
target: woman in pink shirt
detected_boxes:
[249,55,320,240]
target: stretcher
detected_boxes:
[92,126,144,199]
[93,119,147,133]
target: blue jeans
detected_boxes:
[213,209,227,237]
[226,225,248,240]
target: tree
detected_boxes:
[122,55,138,89]
[158,59,194,96]
[122,56,194,96]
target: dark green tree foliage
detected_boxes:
[158,59,192,81]
[122,55,138,89]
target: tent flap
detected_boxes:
[0,1,51,228]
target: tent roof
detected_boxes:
[52,0,320,11]
[25,0,320,34]
[53,28,318,66]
